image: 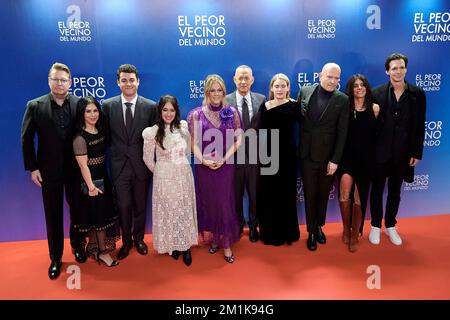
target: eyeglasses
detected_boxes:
[49,77,70,84]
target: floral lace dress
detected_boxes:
[142,120,198,254]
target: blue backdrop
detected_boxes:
[1,0,448,242]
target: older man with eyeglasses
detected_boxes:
[21,62,86,280]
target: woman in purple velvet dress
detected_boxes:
[187,74,242,263]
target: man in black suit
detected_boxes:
[297,62,349,251]
[226,65,266,242]
[369,53,426,246]
[21,62,86,280]
[102,64,157,260]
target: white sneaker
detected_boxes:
[385,227,402,245]
[369,226,381,245]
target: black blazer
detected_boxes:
[21,93,79,181]
[297,84,349,164]
[102,95,157,182]
[372,81,426,182]
[372,81,426,164]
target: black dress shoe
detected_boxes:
[307,233,317,251]
[316,226,327,244]
[117,246,130,260]
[48,260,62,280]
[134,240,148,255]
[171,250,180,260]
[73,247,87,263]
[182,249,192,266]
[249,227,260,242]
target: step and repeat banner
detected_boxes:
[1,0,448,241]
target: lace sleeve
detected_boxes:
[142,126,157,172]
[187,108,201,145]
[73,135,87,156]
[180,120,192,157]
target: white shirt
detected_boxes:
[236,92,253,120]
[121,94,138,124]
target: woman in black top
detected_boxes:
[338,75,379,252]
[73,96,119,266]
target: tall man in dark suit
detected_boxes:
[21,62,86,280]
[226,65,266,242]
[103,64,157,260]
[369,53,426,246]
[297,62,349,251]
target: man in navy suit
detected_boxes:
[21,62,86,280]
[103,64,157,260]
[226,65,266,242]
[369,53,426,246]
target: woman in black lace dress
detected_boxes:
[337,75,379,252]
[73,96,119,267]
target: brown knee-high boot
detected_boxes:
[339,201,351,244]
[349,203,362,252]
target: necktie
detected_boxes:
[241,97,250,129]
[125,102,133,135]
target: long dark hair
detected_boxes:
[155,95,181,150]
[75,96,105,134]
[344,74,376,119]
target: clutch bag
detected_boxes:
[81,179,105,195]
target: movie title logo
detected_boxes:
[58,5,92,42]
[189,80,205,100]
[69,76,107,104]
[404,174,429,191]
[424,120,443,147]
[307,19,336,39]
[178,15,226,47]
[412,12,450,42]
[415,73,441,92]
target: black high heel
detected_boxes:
[182,249,192,266]
[171,250,180,260]
[224,254,235,264]
[97,250,119,267]
[208,244,219,254]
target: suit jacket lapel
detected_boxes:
[115,97,128,140]
[250,92,259,116]
[131,97,142,138]
[301,85,317,120]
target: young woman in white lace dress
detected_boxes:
[142,95,198,266]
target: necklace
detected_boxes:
[353,105,366,119]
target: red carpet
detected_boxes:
[1,214,449,300]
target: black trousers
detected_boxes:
[370,159,406,228]
[301,159,334,233]
[114,161,150,248]
[41,171,83,261]
[235,163,259,229]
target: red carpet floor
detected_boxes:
[1,214,449,300]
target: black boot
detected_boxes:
[306,233,317,251]
[316,226,327,244]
